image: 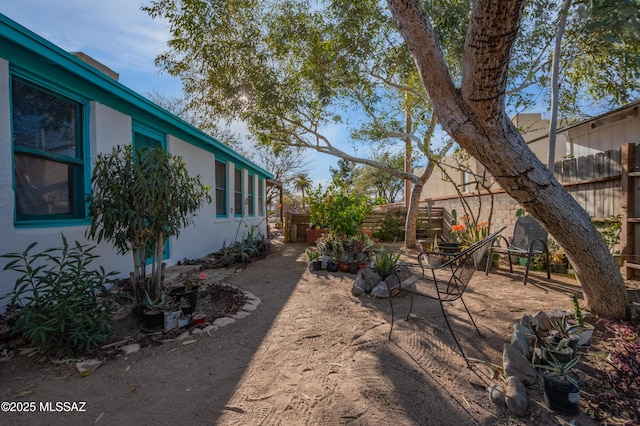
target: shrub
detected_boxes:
[374,211,405,241]
[1,235,118,356]
[306,183,373,236]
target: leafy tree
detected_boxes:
[143,0,634,316]
[388,0,627,318]
[354,151,404,203]
[143,0,453,249]
[86,146,211,304]
[330,158,356,188]
[294,173,311,212]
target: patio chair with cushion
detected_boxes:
[388,227,505,367]
[485,216,550,285]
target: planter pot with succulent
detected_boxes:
[537,351,581,415]
[143,292,181,331]
[169,270,206,316]
[306,249,322,271]
[373,246,402,280]
[566,295,595,346]
[548,238,569,274]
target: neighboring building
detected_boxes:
[418,102,640,238]
[0,14,273,306]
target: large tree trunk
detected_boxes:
[404,160,436,248]
[388,0,628,318]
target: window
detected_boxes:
[247,173,255,216]
[234,168,243,216]
[215,160,227,217]
[258,179,264,216]
[11,77,86,222]
[132,122,168,262]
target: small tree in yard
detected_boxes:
[86,145,211,305]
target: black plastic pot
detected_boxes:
[438,243,461,254]
[169,286,198,315]
[312,261,322,271]
[143,310,164,331]
[542,372,580,415]
[326,262,338,272]
[349,262,358,274]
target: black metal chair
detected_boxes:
[485,216,550,285]
[388,227,505,367]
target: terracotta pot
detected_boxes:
[338,262,350,273]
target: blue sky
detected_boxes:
[2,1,339,184]
[2,0,182,98]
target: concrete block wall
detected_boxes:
[426,192,521,239]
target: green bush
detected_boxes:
[306,183,373,236]
[1,235,118,356]
[374,211,405,242]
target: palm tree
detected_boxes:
[294,173,310,212]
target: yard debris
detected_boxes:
[76,359,102,374]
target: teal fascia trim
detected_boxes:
[0,14,273,180]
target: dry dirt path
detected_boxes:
[0,241,599,425]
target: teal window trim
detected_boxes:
[132,121,167,150]
[247,173,255,216]
[234,167,243,217]
[215,159,227,218]
[10,72,91,226]
[258,179,265,217]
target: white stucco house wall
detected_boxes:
[0,14,273,309]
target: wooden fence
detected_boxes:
[284,206,444,243]
[553,148,622,220]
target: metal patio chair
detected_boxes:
[485,216,550,285]
[388,227,505,367]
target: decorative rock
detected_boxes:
[519,314,535,333]
[232,311,251,319]
[394,265,413,282]
[534,311,552,331]
[191,328,203,335]
[504,376,528,417]
[351,281,366,296]
[242,303,258,312]
[354,268,381,295]
[213,317,236,327]
[503,343,537,386]
[371,281,390,298]
[488,383,506,407]
[246,295,261,305]
[384,274,400,298]
[510,327,531,359]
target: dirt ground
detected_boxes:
[0,239,633,425]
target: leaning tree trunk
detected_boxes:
[388,0,628,318]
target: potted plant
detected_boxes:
[598,214,622,266]
[306,249,322,271]
[86,145,211,309]
[169,270,206,316]
[355,252,369,270]
[548,239,568,274]
[425,239,444,267]
[373,246,402,279]
[536,351,582,415]
[567,295,595,346]
[542,336,576,365]
[143,292,181,332]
